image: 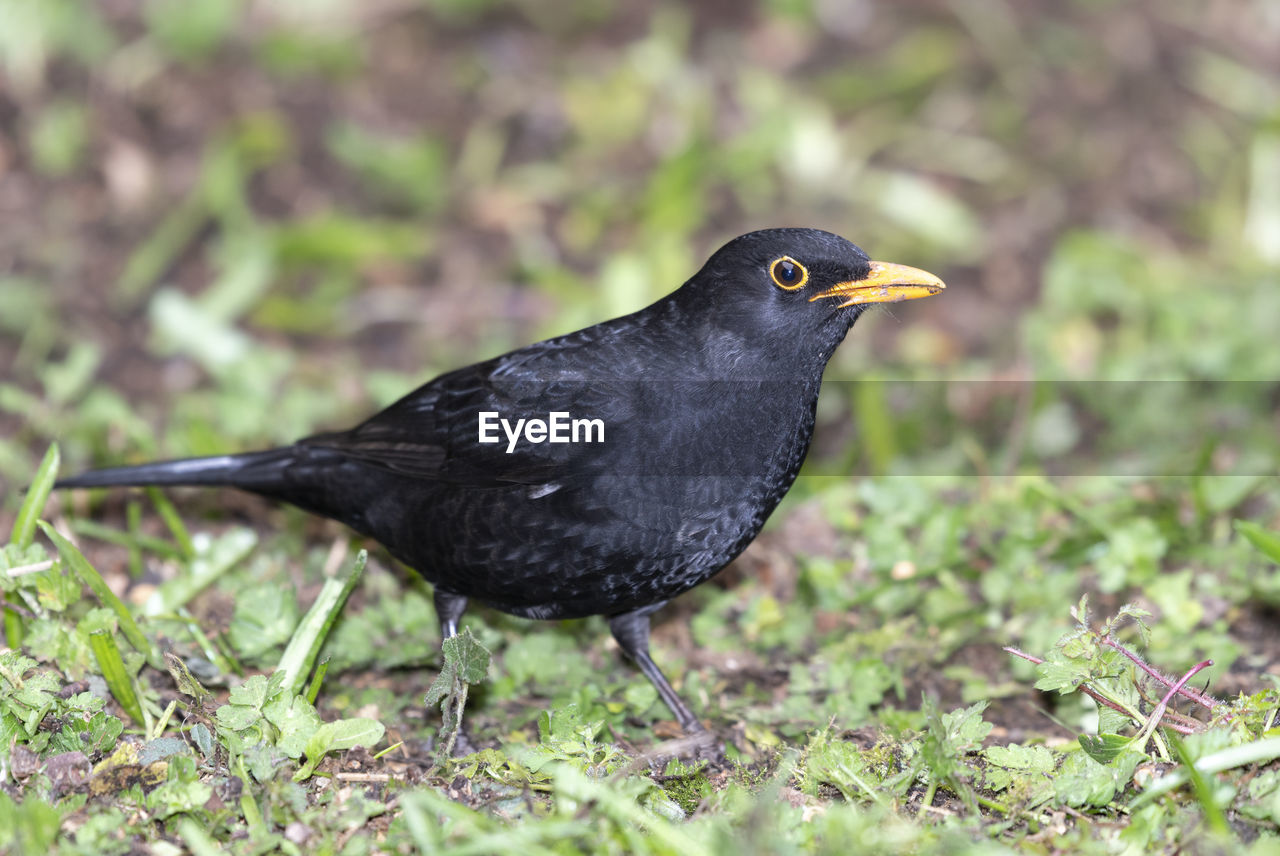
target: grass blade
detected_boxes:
[146,487,195,559]
[305,657,329,705]
[10,443,59,549]
[3,605,23,649]
[277,549,366,697]
[1132,736,1280,806]
[39,521,156,664]
[70,519,185,559]
[1168,734,1230,836]
[89,629,144,725]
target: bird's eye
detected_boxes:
[769,256,808,291]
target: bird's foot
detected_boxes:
[682,726,723,762]
[628,725,723,769]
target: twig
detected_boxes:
[5,560,54,577]
[335,772,391,783]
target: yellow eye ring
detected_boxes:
[769,256,808,291]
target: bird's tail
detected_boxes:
[55,449,302,493]
[54,446,381,534]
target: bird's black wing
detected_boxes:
[296,330,642,487]
[296,373,456,480]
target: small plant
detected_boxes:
[425,627,491,763]
[1006,598,1280,821]
[1005,597,1227,759]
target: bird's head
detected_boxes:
[680,228,944,369]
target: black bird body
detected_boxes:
[56,228,943,733]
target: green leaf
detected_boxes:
[1096,518,1167,592]
[85,711,124,756]
[985,743,1055,773]
[143,0,239,63]
[216,671,298,748]
[317,716,385,753]
[538,703,588,743]
[0,650,39,690]
[916,697,988,808]
[263,693,321,759]
[442,627,491,685]
[0,651,59,737]
[1198,475,1260,513]
[325,123,448,213]
[147,776,214,821]
[10,444,58,549]
[214,703,261,732]
[1078,733,1135,765]
[77,606,117,637]
[272,214,429,266]
[226,674,267,708]
[1169,734,1230,836]
[802,730,886,803]
[1055,749,1144,808]
[941,701,993,749]
[264,668,288,699]
[1030,661,1078,693]
[191,724,216,759]
[149,288,252,372]
[1236,520,1280,564]
[227,583,298,660]
[294,717,385,781]
[984,743,1056,792]
[30,100,88,176]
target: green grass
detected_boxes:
[4,473,1279,853]
[2,0,1279,853]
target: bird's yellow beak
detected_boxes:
[809,261,945,308]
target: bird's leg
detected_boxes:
[608,607,705,734]
[434,589,468,639]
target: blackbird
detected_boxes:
[56,228,943,734]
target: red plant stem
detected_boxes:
[1170,661,1211,703]
[1100,637,1222,711]
[1003,646,1043,665]
[1144,660,1214,744]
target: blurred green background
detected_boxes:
[1,0,1277,495]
